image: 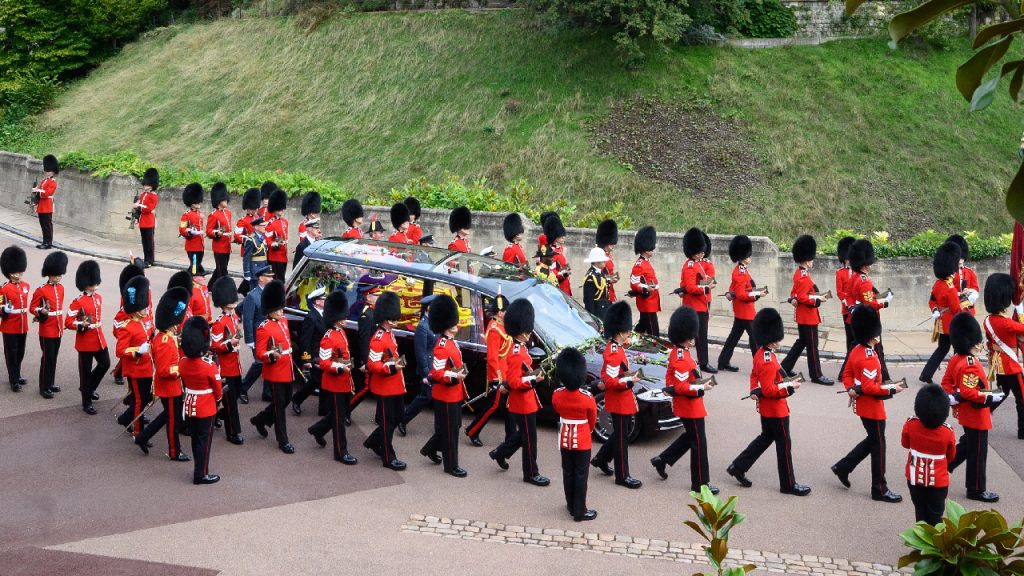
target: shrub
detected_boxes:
[738,0,798,38]
[898,499,1024,575]
[812,229,1011,260]
[685,485,756,576]
[687,0,750,35]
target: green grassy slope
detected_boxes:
[36,10,1020,239]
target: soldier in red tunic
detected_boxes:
[835,236,856,351]
[552,347,598,522]
[947,234,980,316]
[902,385,956,525]
[257,181,275,220]
[983,273,1024,439]
[832,305,904,502]
[308,290,358,464]
[629,226,660,336]
[848,239,893,382]
[362,291,408,470]
[180,316,223,485]
[920,242,967,384]
[717,235,764,371]
[590,301,642,489]
[779,235,833,385]
[250,280,297,454]
[726,308,811,496]
[448,206,472,253]
[206,182,233,284]
[298,191,321,245]
[465,295,513,446]
[188,263,212,322]
[135,168,160,267]
[168,270,194,329]
[116,276,153,436]
[652,306,718,494]
[388,203,414,245]
[179,183,205,269]
[210,276,244,445]
[404,197,424,244]
[341,199,365,239]
[0,246,30,393]
[234,188,260,279]
[944,312,1003,502]
[502,213,527,266]
[543,215,572,296]
[32,154,59,249]
[679,228,716,373]
[265,189,290,281]
[31,251,67,399]
[66,260,110,415]
[420,294,469,477]
[595,219,618,303]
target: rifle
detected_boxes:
[32,299,50,323]
[120,396,158,436]
[917,307,949,326]
[463,369,502,409]
[662,375,717,396]
[836,378,908,395]
[76,307,95,333]
[125,175,142,229]
[25,180,39,216]
[743,372,804,399]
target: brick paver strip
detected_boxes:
[401,515,912,576]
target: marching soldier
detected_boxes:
[113,261,148,421]
[31,251,67,399]
[206,182,232,284]
[298,191,321,245]
[233,187,261,292]
[489,299,549,486]
[534,245,558,285]
[168,269,195,328]
[920,242,967,385]
[0,246,29,392]
[651,306,718,494]
[179,183,205,268]
[368,214,386,241]
[717,235,763,371]
[536,212,557,255]
[239,263,275,403]
[590,301,642,489]
[135,287,191,461]
[292,287,328,417]
[308,290,358,464]
[983,273,1024,439]
[404,196,423,244]
[341,199,365,239]
[389,203,414,245]
[448,206,472,253]
[680,228,716,374]
[629,226,660,336]
[544,215,572,296]
[241,215,269,297]
[726,308,811,496]
[502,213,528,266]
[116,275,153,437]
[66,260,110,415]
[33,154,59,249]
[551,347,598,522]
[944,312,1003,502]
[210,276,244,445]
[398,295,437,437]
[189,263,212,322]
[581,247,610,319]
[420,294,469,477]
[832,305,904,503]
[265,189,290,281]
[595,219,618,302]
[902,385,956,525]
[848,239,893,382]
[180,316,223,485]
[250,280,297,454]
[136,168,160,268]
[258,181,275,220]
[947,234,980,316]
[349,279,385,416]
[465,295,513,446]
[362,291,408,470]
[780,235,833,385]
[836,236,856,351]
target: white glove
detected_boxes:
[931,309,941,320]
[1016,302,1024,316]
[990,392,1006,403]
[2,304,13,314]
[247,342,255,351]
[948,394,959,406]
[138,342,151,355]
[882,294,894,304]
[967,290,979,304]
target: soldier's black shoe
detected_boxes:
[718,364,739,372]
[590,458,613,476]
[238,392,249,404]
[872,490,903,503]
[384,459,407,471]
[11,383,21,392]
[83,404,97,415]
[615,477,643,489]
[727,464,752,487]
[781,483,811,496]
[694,484,720,495]
[447,467,468,478]
[291,401,301,416]
[171,452,191,462]
[700,365,718,374]
[783,369,797,378]
[40,389,54,399]
[574,510,598,522]
[113,376,125,387]
[17,377,27,386]
[280,443,295,454]
[918,376,934,385]
[227,434,244,445]
[214,419,222,429]
[812,376,835,386]
[134,437,150,455]
[338,453,358,465]
[362,436,384,458]
[90,391,99,401]
[308,427,326,448]
[966,490,999,502]
[489,449,509,470]
[831,464,851,488]
[397,422,407,437]
[250,417,268,438]
[524,475,550,487]
[651,456,668,480]
[49,385,61,393]
[194,474,220,485]
[469,435,483,447]
[420,446,442,464]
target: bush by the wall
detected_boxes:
[738,0,798,38]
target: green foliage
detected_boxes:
[898,499,1024,575]
[685,485,756,576]
[738,0,798,38]
[0,71,62,120]
[687,0,749,35]
[812,229,1011,260]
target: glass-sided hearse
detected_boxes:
[284,238,681,442]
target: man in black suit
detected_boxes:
[292,287,328,416]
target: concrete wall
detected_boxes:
[0,151,1009,331]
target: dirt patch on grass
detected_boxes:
[591,99,764,199]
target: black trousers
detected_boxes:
[997,373,1024,436]
[140,396,185,459]
[731,416,796,490]
[293,368,327,416]
[920,334,950,383]
[833,417,889,496]
[239,351,263,396]
[38,336,60,394]
[949,427,988,493]
[253,380,292,446]
[907,482,947,525]
[780,324,823,380]
[186,250,204,270]
[695,311,710,368]
[844,322,855,352]
[593,412,632,482]
[494,412,540,480]
[349,374,371,413]
[365,395,404,462]
[876,337,891,381]
[3,332,26,386]
[190,416,215,481]
[465,385,514,439]
[635,312,659,337]
[139,227,156,265]
[423,399,462,472]
[561,449,591,519]
[401,381,433,427]
[210,252,230,285]
[78,348,111,407]
[271,261,287,282]
[118,377,153,435]
[718,318,754,368]
[309,390,351,460]
[657,417,710,491]
[38,212,52,245]
[219,375,242,437]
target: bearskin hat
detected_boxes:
[180,316,211,359]
[946,234,969,261]
[119,263,145,292]
[155,287,190,331]
[539,211,558,226]
[602,301,632,339]
[487,294,510,315]
[791,234,816,263]
[41,251,67,277]
[210,276,238,308]
[837,236,855,264]
[141,167,160,189]
[74,260,101,292]
[168,270,192,293]
[260,181,277,200]
[122,276,150,315]
[729,235,752,263]
[595,219,618,248]
[984,272,1015,315]
[390,203,410,230]
[682,228,706,259]
[342,199,364,226]
[503,213,524,242]
[267,189,287,214]
[915,384,951,429]
[182,183,203,207]
[703,232,713,258]
[848,239,876,271]
[301,191,321,216]
[428,293,460,334]
[753,308,785,347]
[556,347,586,391]
[851,305,881,347]
[260,280,286,316]
[449,206,472,233]
[210,182,229,208]
[668,306,699,346]
[932,241,961,280]
[404,196,421,219]
[42,154,59,174]
[950,312,982,355]
[504,298,535,337]
[543,214,566,244]
[633,226,656,254]
[323,290,349,327]
[373,291,402,326]
[0,246,27,278]
[241,187,261,211]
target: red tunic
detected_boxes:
[297,218,310,243]
[849,272,887,312]
[36,177,56,214]
[179,209,205,252]
[0,280,31,335]
[30,282,64,339]
[265,216,289,264]
[751,347,793,418]
[664,346,706,419]
[367,326,405,396]
[953,265,980,316]
[234,213,254,257]
[630,256,660,313]
[319,328,354,393]
[601,341,638,415]
[206,208,233,254]
[984,313,1024,376]
[430,336,468,403]
[190,284,212,322]
[116,318,153,378]
[388,230,414,245]
[210,313,241,378]
[902,417,956,488]
[729,264,758,321]
[836,267,853,323]
[552,387,597,450]
[605,257,617,302]
[680,259,712,313]
[138,190,158,229]
[930,279,965,334]
[182,357,222,418]
[257,317,293,383]
[342,227,363,239]
[65,292,106,351]
[945,355,994,430]
[151,331,182,398]
[552,245,572,295]
[790,266,822,326]
[485,319,511,383]
[842,345,894,420]
[407,222,423,244]
[448,236,471,253]
[503,243,528,266]
[506,341,540,414]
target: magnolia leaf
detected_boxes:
[945,499,966,525]
[711,538,728,564]
[957,35,1014,103]
[973,17,1024,48]
[684,520,708,540]
[890,0,978,44]
[902,528,934,550]
[844,0,870,15]
[1007,61,1024,101]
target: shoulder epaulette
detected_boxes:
[967,356,976,366]
[860,273,868,280]
[374,328,385,339]
[800,269,808,277]
[581,389,593,397]
[609,342,618,353]
[763,350,771,362]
